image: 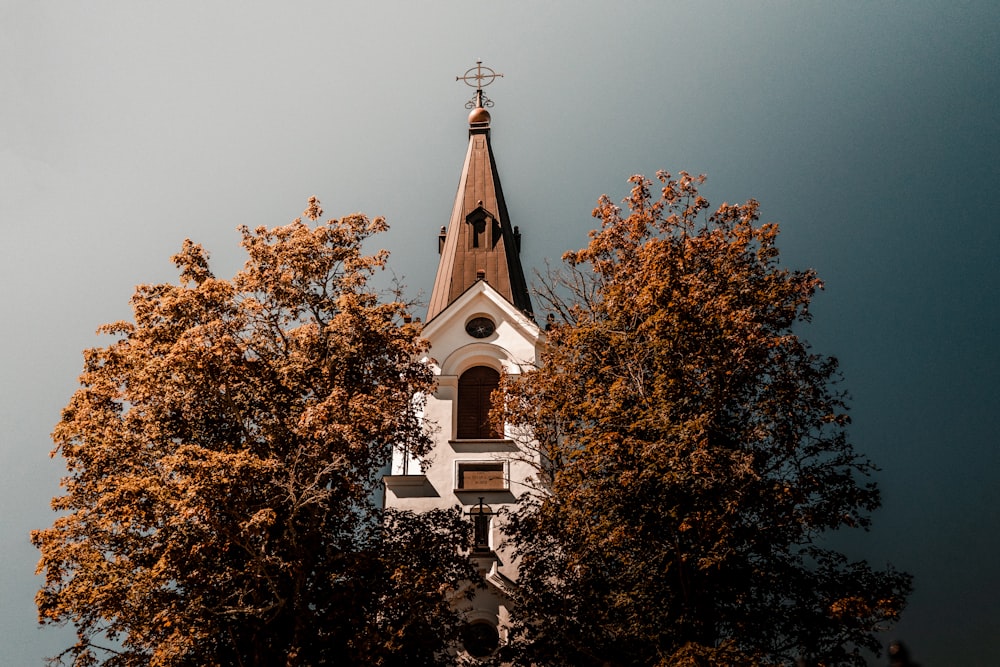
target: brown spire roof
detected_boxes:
[426,102,533,322]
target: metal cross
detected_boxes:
[456,60,503,89]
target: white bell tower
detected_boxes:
[383,62,542,660]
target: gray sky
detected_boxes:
[2,2,997,664]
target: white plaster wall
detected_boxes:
[384,281,542,638]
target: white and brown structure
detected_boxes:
[383,65,541,659]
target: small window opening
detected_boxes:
[466,497,495,553]
[457,462,505,491]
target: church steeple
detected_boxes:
[426,62,532,322]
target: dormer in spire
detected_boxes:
[427,63,532,322]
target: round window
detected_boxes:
[465,316,496,339]
[461,621,500,658]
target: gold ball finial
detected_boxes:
[468,107,491,125]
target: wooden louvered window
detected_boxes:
[457,366,501,439]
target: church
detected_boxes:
[382,63,542,659]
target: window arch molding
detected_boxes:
[438,342,522,378]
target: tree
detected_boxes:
[498,173,911,666]
[33,199,476,667]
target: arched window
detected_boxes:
[457,366,501,439]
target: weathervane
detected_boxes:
[457,59,503,109]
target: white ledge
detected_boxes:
[383,474,429,487]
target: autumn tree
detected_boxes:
[33,199,475,667]
[498,173,911,666]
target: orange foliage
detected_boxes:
[498,173,910,667]
[33,200,473,666]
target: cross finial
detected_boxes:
[456,59,503,88]
[457,60,503,109]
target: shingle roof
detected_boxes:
[426,106,533,323]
